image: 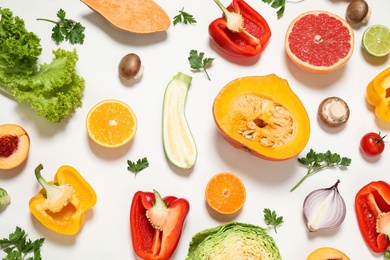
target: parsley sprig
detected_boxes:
[263,208,283,233]
[127,157,149,175]
[290,149,351,192]
[173,8,197,25]
[37,9,85,45]
[262,0,286,18]
[0,226,45,260]
[188,50,214,80]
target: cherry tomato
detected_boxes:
[360,132,386,157]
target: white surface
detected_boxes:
[1,0,390,259]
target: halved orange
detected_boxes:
[205,172,246,214]
[86,99,137,148]
[285,10,354,73]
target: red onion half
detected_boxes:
[303,180,346,232]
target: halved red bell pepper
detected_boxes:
[355,181,390,253]
[130,189,190,260]
[209,0,271,58]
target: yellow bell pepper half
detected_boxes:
[29,164,97,235]
[366,67,390,121]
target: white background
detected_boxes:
[1,0,390,259]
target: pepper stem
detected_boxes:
[35,164,50,191]
[213,0,244,32]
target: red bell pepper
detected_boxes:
[209,0,271,58]
[355,181,390,253]
[130,189,190,260]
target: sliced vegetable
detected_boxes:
[303,180,346,232]
[0,188,10,209]
[290,149,351,192]
[130,190,190,260]
[81,0,170,33]
[37,9,85,45]
[360,132,386,157]
[366,67,390,121]
[209,0,271,57]
[162,72,197,169]
[355,181,390,253]
[29,164,97,235]
[186,222,281,259]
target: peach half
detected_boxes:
[0,124,30,170]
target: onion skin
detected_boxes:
[303,180,346,232]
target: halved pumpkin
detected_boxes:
[213,74,310,161]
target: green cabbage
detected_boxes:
[186,222,282,260]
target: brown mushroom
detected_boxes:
[317,97,350,128]
[118,53,144,81]
[346,0,371,24]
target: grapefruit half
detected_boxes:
[285,10,354,74]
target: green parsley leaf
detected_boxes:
[290,149,351,192]
[127,157,149,175]
[37,9,85,45]
[188,50,214,81]
[261,0,286,18]
[173,8,197,25]
[263,208,283,233]
[0,226,45,260]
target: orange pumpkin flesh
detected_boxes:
[306,247,350,260]
[213,74,310,161]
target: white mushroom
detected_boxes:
[346,0,371,24]
[317,97,350,128]
[118,53,144,80]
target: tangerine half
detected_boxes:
[285,10,354,74]
[205,172,246,214]
[86,99,137,148]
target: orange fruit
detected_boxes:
[205,172,246,214]
[86,99,137,148]
[285,10,354,74]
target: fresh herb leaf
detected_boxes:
[173,8,197,25]
[188,50,214,80]
[37,9,85,45]
[0,226,45,260]
[261,0,286,18]
[263,208,283,233]
[290,149,351,192]
[127,157,149,175]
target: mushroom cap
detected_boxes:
[346,0,369,24]
[118,53,143,80]
[317,97,350,128]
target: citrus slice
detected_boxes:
[285,10,354,73]
[362,24,390,57]
[205,172,246,214]
[86,99,137,148]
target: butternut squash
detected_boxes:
[81,0,170,34]
[213,74,310,161]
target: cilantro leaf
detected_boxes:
[173,8,197,25]
[261,0,286,18]
[291,149,351,192]
[0,226,45,260]
[37,9,85,45]
[188,50,214,80]
[263,208,283,233]
[127,157,149,175]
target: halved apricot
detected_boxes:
[307,247,350,260]
[0,124,30,170]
